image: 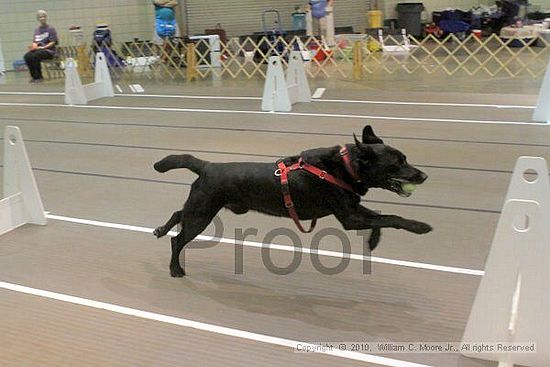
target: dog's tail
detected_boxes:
[154,154,207,175]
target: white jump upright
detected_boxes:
[462,156,550,367]
[0,38,6,75]
[261,51,311,112]
[533,58,550,123]
[65,52,114,105]
[0,126,47,236]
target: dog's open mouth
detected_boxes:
[389,179,417,197]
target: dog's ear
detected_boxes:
[353,133,362,147]
[354,137,377,163]
[362,125,384,144]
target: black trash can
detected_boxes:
[396,3,425,37]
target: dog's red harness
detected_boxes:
[276,146,359,233]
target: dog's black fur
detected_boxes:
[154,125,432,277]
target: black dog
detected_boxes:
[154,125,432,277]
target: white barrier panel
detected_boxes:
[261,51,311,112]
[462,157,550,367]
[65,52,114,105]
[533,59,550,123]
[0,126,47,236]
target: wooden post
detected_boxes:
[186,43,198,81]
[76,44,92,78]
[353,41,363,80]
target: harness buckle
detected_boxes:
[274,169,282,177]
[319,170,327,180]
[285,201,294,209]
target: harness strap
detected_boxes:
[340,146,361,182]
[298,160,356,193]
[277,147,360,234]
[277,161,317,233]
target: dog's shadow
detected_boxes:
[102,260,424,336]
[179,272,417,334]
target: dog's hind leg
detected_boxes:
[154,210,182,238]
[170,232,188,277]
[169,191,224,277]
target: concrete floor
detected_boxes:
[0,71,548,366]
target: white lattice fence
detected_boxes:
[52,33,550,81]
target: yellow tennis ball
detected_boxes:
[402,183,416,194]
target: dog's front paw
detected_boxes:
[368,228,382,251]
[408,221,433,234]
[170,266,186,277]
[153,226,167,238]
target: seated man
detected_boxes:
[24,10,58,83]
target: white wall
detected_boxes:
[0,0,154,68]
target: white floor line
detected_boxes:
[0,102,536,126]
[0,281,432,367]
[0,91,63,95]
[108,93,538,109]
[120,93,261,101]
[0,91,535,109]
[0,91,259,100]
[318,99,534,109]
[46,214,485,277]
[116,93,533,110]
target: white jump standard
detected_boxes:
[65,52,114,105]
[261,51,311,112]
[462,156,550,367]
[0,126,47,236]
[0,38,5,76]
[533,58,550,123]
